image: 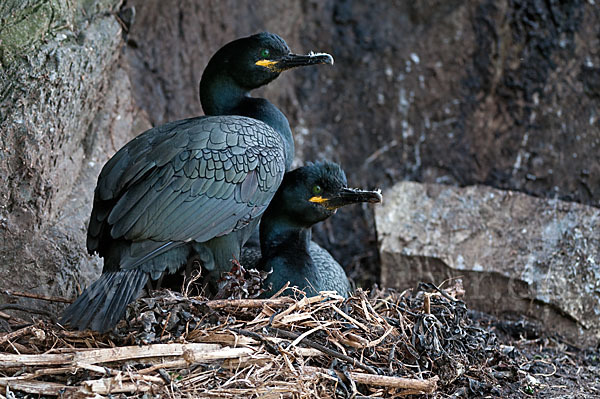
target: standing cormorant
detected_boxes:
[60,33,333,332]
[242,162,382,297]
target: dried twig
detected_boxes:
[0,325,44,346]
[4,290,72,304]
[0,379,71,396]
[0,343,248,368]
[203,297,294,309]
[0,304,56,321]
[229,328,280,356]
[268,327,378,375]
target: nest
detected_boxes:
[0,279,501,398]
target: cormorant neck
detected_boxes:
[260,216,311,258]
[200,74,249,116]
[200,69,294,171]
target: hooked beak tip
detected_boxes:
[310,52,334,65]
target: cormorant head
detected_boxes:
[274,162,382,227]
[203,32,334,90]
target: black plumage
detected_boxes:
[242,162,382,298]
[61,33,333,332]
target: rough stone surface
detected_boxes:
[0,0,148,312]
[376,182,600,344]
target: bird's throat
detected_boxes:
[260,220,311,259]
[200,74,249,116]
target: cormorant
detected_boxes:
[60,33,333,332]
[242,162,382,297]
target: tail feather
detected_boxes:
[94,272,145,331]
[61,270,148,333]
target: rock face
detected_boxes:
[376,182,600,344]
[0,0,149,310]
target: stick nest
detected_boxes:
[1,279,504,398]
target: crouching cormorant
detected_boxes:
[60,33,333,332]
[242,162,382,297]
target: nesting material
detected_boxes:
[0,281,498,398]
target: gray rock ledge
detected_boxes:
[376,182,599,345]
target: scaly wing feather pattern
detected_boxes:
[87,115,285,272]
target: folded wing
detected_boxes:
[87,115,285,273]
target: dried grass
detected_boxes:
[0,281,498,398]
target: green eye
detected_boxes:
[312,185,322,195]
[260,49,270,58]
